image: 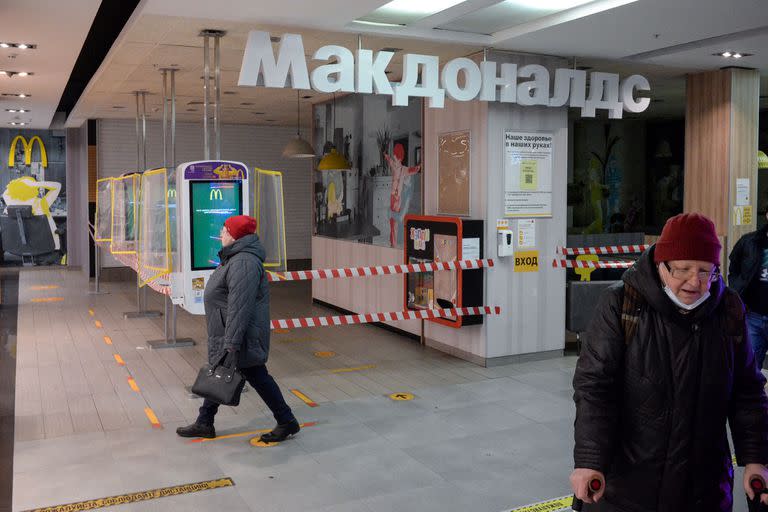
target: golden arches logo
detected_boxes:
[8,135,47,168]
[167,188,177,198]
[210,188,224,201]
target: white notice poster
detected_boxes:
[517,219,536,248]
[736,178,750,206]
[504,131,553,218]
[462,238,480,260]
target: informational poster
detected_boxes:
[517,219,536,248]
[734,205,754,226]
[462,237,480,260]
[438,131,471,216]
[504,131,553,218]
[736,178,750,206]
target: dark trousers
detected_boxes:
[197,364,295,426]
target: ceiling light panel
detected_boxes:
[358,0,468,25]
[438,0,595,34]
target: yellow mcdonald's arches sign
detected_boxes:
[210,188,223,201]
[8,135,48,168]
[167,188,177,198]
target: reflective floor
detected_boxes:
[8,269,756,512]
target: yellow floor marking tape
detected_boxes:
[103,336,112,345]
[330,364,376,374]
[144,407,161,428]
[291,389,318,407]
[88,309,95,317]
[314,351,336,358]
[113,354,125,366]
[250,439,279,448]
[30,297,64,303]
[127,378,140,393]
[30,285,59,291]
[21,477,235,512]
[94,320,103,328]
[388,392,415,401]
[273,328,291,334]
[188,421,317,443]
[505,496,572,512]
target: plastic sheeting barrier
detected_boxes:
[138,168,172,286]
[110,174,139,255]
[94,178,114,242]
[254,168,287,273]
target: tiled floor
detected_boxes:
[10,269,754,512]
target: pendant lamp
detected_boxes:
[282,91,315,158]
[317,93,350,171]
[758,150,768,169]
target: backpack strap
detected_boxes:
[621,283,644,345]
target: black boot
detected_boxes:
[176,422,216,439]
[259,419,300,443]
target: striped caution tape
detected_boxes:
[22,478,235,512]
[270,306,501,330]
[504,495,572,512]
[266,259,494,282]
[552,259,634,269]
[558,245,649,256]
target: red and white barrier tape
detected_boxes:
[267,259,493,282]
[271,306,501,330]
[558,245,649,256]
[552,259,634,269]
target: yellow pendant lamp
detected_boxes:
[758,150,768,169]
[317,93,350,171]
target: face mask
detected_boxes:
[659,264,711,311]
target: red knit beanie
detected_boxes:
[224,215,257,241]
[654,213,721,265]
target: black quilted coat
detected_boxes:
[203,234,270,368]
[573,248,768,512]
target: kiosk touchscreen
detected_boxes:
[171,161,249,315]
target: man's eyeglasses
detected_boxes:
[663,262,720,282]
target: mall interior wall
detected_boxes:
[96,119,313,268]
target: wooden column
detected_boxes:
[684,68,760,262]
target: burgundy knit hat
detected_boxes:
[224,215,257,241]
[654,213,721,265]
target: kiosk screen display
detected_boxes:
[189,180,242,270]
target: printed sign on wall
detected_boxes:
[504,131,553,218]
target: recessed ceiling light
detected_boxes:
[733,53,743,59]
[380,47,402,53]
[2,93,30,98]
[302,95,313,99]
[10,122,26,126]
[270,36,281,43]
[714,51,753,59]
[5,108,28,113]
[352,20,406,27]
[722,51,732,58]
[240,102,254,106]
[17,72,31,77]
[504,0,594,9]
[0,43,36,49]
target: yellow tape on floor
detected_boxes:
[506,496,572,512]
[23,477,235,512]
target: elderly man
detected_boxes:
[572,213,768,511]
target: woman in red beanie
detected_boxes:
[571,213,768,511]
[176,215,300,442]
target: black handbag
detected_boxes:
[191,351,246,406]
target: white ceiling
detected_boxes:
[0,0,101,129]
[6,0,764,129]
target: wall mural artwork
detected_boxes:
[0,129,67,265]
[313,94,422,249]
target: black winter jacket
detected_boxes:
[728,224,768,296]
[573,247,768,512]
[203,234,271,368]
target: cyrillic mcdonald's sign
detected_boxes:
[8,135,47,168]
[210,189,224,201]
